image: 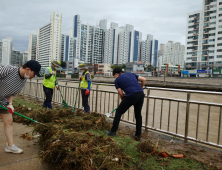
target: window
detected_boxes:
[189,20,194,23]
[219,31,222,34]
[209,56,214,59]
[217,55,222,58]
[220,8,222,11]
[218,43,222,46]
[220,2,222,5]
[210,22,216,25]
[209,33,215,36]
[219,14,222,17]
[218,49,222,52]
[211,16,216,19]
[218,37,222,40]
[219,25,222,28]
[209,50,214,53]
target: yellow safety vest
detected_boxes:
[43,67,56,89]
[80,71,92,89]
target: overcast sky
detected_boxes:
[0,0,202,53]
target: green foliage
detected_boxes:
[147,64,155,71]
[56,74,66,78]
[111,64,126,69]
[61,61,66,68]
[71,73,79,78]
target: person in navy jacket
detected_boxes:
[106,67,146,141]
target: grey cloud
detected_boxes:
[0,0,202,52]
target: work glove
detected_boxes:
[79,77,82,81]
[51,71,55,75]
[85,89,89,96]
[7,104,14,114]
[56,85,59,90]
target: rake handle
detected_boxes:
[0,105,40,123]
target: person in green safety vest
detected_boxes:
[43,60,61,109]
[78,64,92,113]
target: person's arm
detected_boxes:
[117,88,124,100]
[86,73,91,90]
[44,68,52,79]
[7,96,14,113]
[138,76,146,88]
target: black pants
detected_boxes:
[81,89,90,112]
[43,85,53,103]
[111,91,144,136]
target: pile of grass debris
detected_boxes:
[14,106,132,169]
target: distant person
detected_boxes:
[42,60,61,109]
[78,64,92,113]
[0,60,41,153]
[106,67,146,141]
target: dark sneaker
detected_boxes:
[133,133,141,141]
[106,131,116,136]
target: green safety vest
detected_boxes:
[43,67,56,89]
[80,71,92,89]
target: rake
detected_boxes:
[106,107,118,118]
[0,105,48,127]
[55,76,69,108]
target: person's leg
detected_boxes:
[44,87,53,109]
[81,89,90,112]
[42,86,47,108]
[0,113,13,146]
[133,92,145,136]
[110,97,132,132]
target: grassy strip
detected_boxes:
[13,96,210,170]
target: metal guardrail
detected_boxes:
[19,80,222,149]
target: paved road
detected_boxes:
[0,119,47,170]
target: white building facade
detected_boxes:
[185,0,222,70]
[160,41,185,68]
[73,15,105,64]
[2,37,13,66]
[37,12,62,68]
[140,34,158,67]
[0,41,2,66]
[104,23,142,65]
[28,34,37,61]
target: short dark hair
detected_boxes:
[22,64,28,69]
[113,67,122,76]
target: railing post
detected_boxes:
[36,80,38,99]
[145,89,150,132]
[78,87,81,109]
[64,81,68,102]
[95,85,99,112]
[28,80,32,97]
[184,92,191,143]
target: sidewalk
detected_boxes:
[0,119,48,170]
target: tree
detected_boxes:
[61,61,66,68]
[147,65,155,72]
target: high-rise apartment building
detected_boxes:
[140,34,158,67]
[185,0,222,70]
[37,12,62,68]
[22,51,28,65]
[60,34,65,62]
[0,41,2,65]
[73,15,105,64]
[28,34,37,60]
[11,50,23,67]
[2,37,13,66]
[161,41,185,67]
[104,23,142,65]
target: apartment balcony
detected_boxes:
[193,32,199,36]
